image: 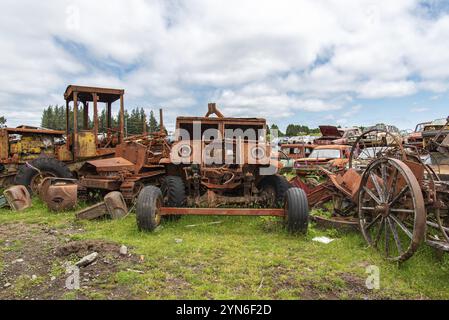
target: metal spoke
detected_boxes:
[387,167,399,203]
[385,218,390,257]
[364,214,382,231]
[361,206,376,211]
[370,172,384,202]
[373,217,385,248]
[388,217,403,254]
[380,163,388,201]
[363,186,382,205]
[390,208,415,213]
[389,185,409,206]
[389,214,413,239]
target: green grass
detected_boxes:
[2,199,449,299]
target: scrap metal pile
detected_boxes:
[291,122,449,262]
[1,83,449,263]
[0,85,309,235]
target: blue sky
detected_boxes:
[1,0,449,132]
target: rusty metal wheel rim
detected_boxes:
[358,157,426,262]
[349,129,406,170]
[30,171,56,195]
[155,196,162,225]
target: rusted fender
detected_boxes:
[40,177,78,212]
[3,185,32,211]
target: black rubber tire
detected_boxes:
[285,187,309,234]
[160,176,186,221]
[259,174,291,206]
[136,186,163,232]
[14,157,72,194]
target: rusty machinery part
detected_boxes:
[349,129,406,170]
[14,157,73,195]
[3,185,32,211]
[136,184,309,233]
[39,177,78,212]
[76,191,128,220]
[358,157,426,262]
[104,191,128,219]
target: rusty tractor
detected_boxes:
[76,109,169,201]
[0,85,127,194]
[302,122,449,262]
[133,103,309,233]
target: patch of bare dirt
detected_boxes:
[300,273,386,300]
[0,223,141,300]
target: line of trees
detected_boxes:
[269,123,322,137]
[40,105,160,135]
[0,116,6,128]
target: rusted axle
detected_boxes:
[159,207,285,217]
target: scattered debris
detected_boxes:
[75,252,99,268]
[4,283,12,288]
[119,245,128,256]
[2,185,32,211]
[39,177,78,212]
[50,276,56,281]
[75,191,128,220]
[185,221,222,228]
[126,268,144,274]
[312,236,335,244]
[174,238,183,244]
[12,258,24,264]
[31,275,37,281]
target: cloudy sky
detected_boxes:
[1,0,449,132]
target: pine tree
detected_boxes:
[148,110,159,133]
[0,116,6,128]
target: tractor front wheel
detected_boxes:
[136,186,163,232]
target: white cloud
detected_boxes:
[0,0,449,127]
[411,107,430,112]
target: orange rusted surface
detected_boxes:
[3,185,32,211]
[159,207,285,217]
[40,177,78,212]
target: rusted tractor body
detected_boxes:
[0,127,65,188]
[77,132,169,200]
[302,123,449,262]
[0,85,127,193]
[135,103,309,234]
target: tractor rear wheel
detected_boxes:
[14,157,72,195]
[160,176,186,221]
[136,186,163,232]
[284,188,309,234]
[259,174,291,207]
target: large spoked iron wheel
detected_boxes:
[358,157,426,262]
